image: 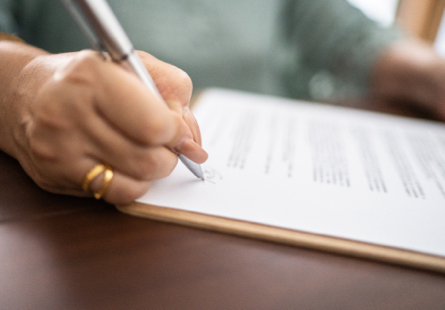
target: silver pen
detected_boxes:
[62,0,204,180]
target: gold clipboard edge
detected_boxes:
[116,202,445,275]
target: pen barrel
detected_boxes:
[74,0,133,61]
[124,53,164,103]
[67,0,204,180]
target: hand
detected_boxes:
[0,44,207,204]
[137,51,205,156]
[371,39,445,120]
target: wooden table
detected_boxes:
[1,99,445,309]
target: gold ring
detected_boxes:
[82,163,114,199]
[93,165,114,199]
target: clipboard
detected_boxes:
[117,89,445,274]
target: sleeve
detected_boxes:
[0,0,19,34]
[279,0,404,101]
[0,0,45,43]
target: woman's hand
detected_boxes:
[371,39,445,120]
[0,43,207,204]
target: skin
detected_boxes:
[371,38,445,120]
[1,37,445,204]
[0,41,208,204]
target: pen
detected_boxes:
[62,0,204,180]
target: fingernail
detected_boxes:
[175,139,208,164]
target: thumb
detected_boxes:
[169,114,208,164]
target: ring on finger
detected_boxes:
[82,163,114,199]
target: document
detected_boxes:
[127,89,445,270]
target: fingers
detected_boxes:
[29,144,178,204]
[73,52,205,201]
[95,62,181,146]
[97,172,152,204]
[173,135,208,164]
[20,50,208,204]
[183,106,202,145]
[94,51,208,162]
[137,51,208,162]
[137,51,204,145]
[82,162,153,204]
[136,51,193,113]
[88,115,180,180]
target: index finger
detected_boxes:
[95,60,186,146]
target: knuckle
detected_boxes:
[73,50,101,68]
[136,50,192,106]
[35,177,57,193]
[146,118,167,140]
[34,101,70,131]
[137,50,155,63]
[56,50,102,84]
[28,166,62,194]
[142,114,176,145]
[157,158,177,179]
[135,151,159,178]
[170,68,193,101]
[132,148,177,180]
[28,138,55,161]
[26,126,58,161]
[173,68,193,91]
[154,151,178,179]
[139,126,162,146]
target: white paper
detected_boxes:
[138,89,445,257]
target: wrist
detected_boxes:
[0,38,49,157]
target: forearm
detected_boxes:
[0,40,49,157]
[282,0,401,99]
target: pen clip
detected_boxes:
[61,0,107,59]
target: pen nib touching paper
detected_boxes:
[203,166,222,184]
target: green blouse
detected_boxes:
[0,0,401,100]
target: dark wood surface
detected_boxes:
[2,100,445,309]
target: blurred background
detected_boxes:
[348,0,445,56]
